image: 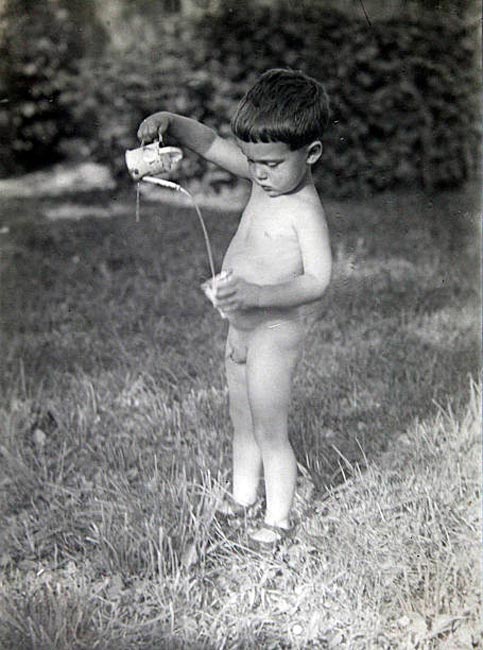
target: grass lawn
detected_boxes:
[0,181,481,649]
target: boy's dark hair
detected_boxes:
[231,68,330,150]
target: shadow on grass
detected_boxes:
[0,185,480,488]
[0,184,480,649]
[289,185,480,487]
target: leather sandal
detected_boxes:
[248,523,294,546]
[215,494,259,519]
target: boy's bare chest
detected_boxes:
[237,209,297,245]
[223,206,304,282]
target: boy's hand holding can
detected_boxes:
[137,112,170,144]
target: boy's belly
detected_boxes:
[221,232,309,331]
[223,232,303,283]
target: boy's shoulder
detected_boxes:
[284,187,326,222]
[281,190,329,242]
[246,183,326,226]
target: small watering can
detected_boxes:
[125,141,183,181]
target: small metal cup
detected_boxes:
[201,270,232,319]
[125,142,183,180]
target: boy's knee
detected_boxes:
[229,401,247,424]
[253,421,288,446]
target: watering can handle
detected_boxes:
[139,133,163,148]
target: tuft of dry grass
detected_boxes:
[0,183,480,648]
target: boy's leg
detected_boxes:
[246,322,303,531]
[225,341,262,506]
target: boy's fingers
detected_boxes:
[137,125,152,143]
[215,283,236,299]
[158,124,168,142]
[157,114,170,141]
[137,118,160,143]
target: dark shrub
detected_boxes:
[0,0,106,176]
[1,0,480,196]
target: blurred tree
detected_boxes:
[0,0,107,175]
[121,0,182,14]
[416,0,473,18]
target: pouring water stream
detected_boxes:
[140,175,217,281]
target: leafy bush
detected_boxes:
[191,1,481,196]
[1,0,480,196]
[58,19,211,180]
[0,0,106,175]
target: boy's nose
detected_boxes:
[253,165,267,180]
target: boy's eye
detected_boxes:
[247,159,281,169]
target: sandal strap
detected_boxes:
[259,523,293,538]
[248,523,295,545]
[216,494,258,517]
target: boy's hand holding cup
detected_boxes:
[201,270,232,319]
[202,271,261,316]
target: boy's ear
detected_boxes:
[306,141,323,165]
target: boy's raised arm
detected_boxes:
[137,111,250,179]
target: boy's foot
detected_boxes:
[215,494,259,519]
[248,523,293,545]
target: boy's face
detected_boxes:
[237,140,321,197]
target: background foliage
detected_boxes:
[0,0,106,174]
[0,0,480,197]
